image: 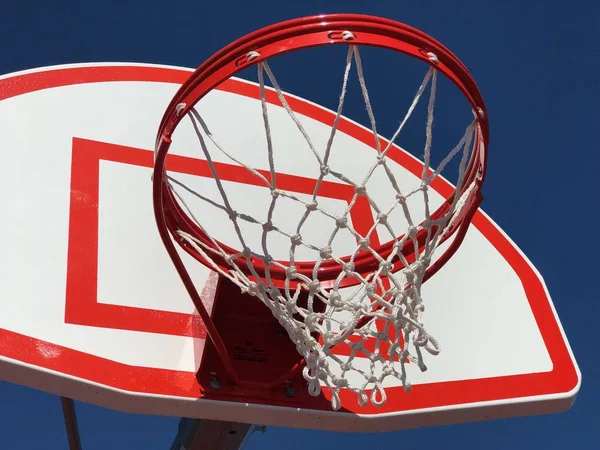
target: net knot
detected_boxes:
[328,292,344,308]
[335,217,348,228]
[306,201,318,211]
[262,221,275,232]
[393,240,405,251]
[305,313,321,331]
[342,261,355,275]
[340,362,352,372]
[270,189,281,198]
[393,318,405,329]
[373,331,389,342]
[319,246,333,259]
[307,280,320,294]
[369,353,385,363]
[228,211,238,221]
[379,261,393,275]
[263,255,274,267]
[376,212,388,225]
[358,238,370,250]
[322,331,337,343]
[304,313,327,332]
[382,366,394,377]
[290,234,303,246]
[320,164,330,176]
[355,185,367,196]
[245,282,259,297]
[332,376,349,388]
[285,301,296,315]
[351,341,364,351]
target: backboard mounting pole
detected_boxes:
[61,397,82,450]
[170,418,255,450]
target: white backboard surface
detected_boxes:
[0,63,579,432]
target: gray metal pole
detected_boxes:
[170,418,256,450]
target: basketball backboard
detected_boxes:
[0,63,580,432]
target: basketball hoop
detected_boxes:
[153,14,488,410]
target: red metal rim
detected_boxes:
[153,14,489,285]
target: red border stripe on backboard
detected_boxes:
[64,137,368,339]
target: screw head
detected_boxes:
[210,378,221,390]
[284,385,296,398]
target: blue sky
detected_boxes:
[0,0,598,448]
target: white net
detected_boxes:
[167,43,480,410]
